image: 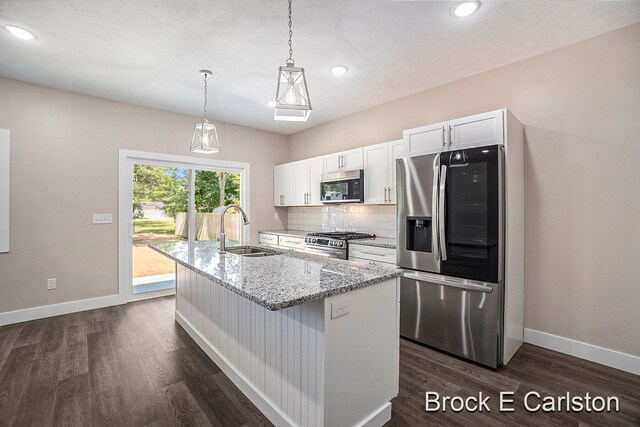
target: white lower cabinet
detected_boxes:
[278,235,306,250]
[349,245,397,267]
[258,232,278,247]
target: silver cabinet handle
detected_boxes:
[384,187,387,203]
[449,125,454,145]
[358,250,389,257]
[387,186,392,203]
[438,165,448,261]
[442,126,446,147]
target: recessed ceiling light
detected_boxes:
[451,1,480,18]
[330,65,349,76]
[267,101,277,107]
[3,25,37,40]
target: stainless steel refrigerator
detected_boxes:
[397,145,505,367]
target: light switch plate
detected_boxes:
[47,278,56,290]
[274,212,279,220]
[331,300,350,319]
[93,214,113,224]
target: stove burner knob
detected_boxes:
[338,241,344,247]
[312,238,317,244]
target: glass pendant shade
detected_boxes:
[191,120,220,154]
[274,63,312,122]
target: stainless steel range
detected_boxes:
[304,232,375,259]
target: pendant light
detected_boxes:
[273,0,312,122]
[191,69,220,154]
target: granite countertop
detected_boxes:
[349,237,397,249]
[259,229,311,238]
[150,241,401,311]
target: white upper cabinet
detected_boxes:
[387,139,404,204]
[307,156,324,205]
[273,163,294,206]
[364,139,404,205]
[403,109,506,156]
[449,109,504,149]
[403,121,447,157]
[292,160,309,206]
[275,156,324,207]
[364,143,389,204]
[324,147,363,173]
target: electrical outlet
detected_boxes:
[47,278,56,290]
[93,213,113,224]
[331,300,350,319]
[274,212,279,220]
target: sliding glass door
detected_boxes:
[130,164,242,298]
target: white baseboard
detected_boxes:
[524,328,640,375]
[357,402,392,427]
[0,294,122,326]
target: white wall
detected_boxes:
[287,24,640,357]
[0,77,288,314]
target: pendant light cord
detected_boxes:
[287,0,294,65]
[203,73,208,122]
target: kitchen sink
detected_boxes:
[226,246,280,257]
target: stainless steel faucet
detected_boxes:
[216,204,250,254]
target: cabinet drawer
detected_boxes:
[349,245,396,264]
[258,233,278,245]
[349,256,396,268]
[278,235,306,249]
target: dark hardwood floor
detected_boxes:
[0,296,637,426]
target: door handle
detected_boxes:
[439,165,448,261]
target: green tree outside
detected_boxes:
[133,165,240,217]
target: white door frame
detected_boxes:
[118,149,250,303]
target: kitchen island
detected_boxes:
[151,241,402,427]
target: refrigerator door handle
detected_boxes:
[438,165,448,261]
[403,271,494,293]
[432,156,440,261]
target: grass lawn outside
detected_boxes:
[134,217,176,235]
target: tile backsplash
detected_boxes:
[287,205,397,238]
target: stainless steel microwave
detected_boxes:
[320,170,364,204]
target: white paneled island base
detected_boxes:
[175,264,400,427]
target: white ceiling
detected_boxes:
[1,1,639,135]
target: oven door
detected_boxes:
[438,145,503,283]
[303,244,346,259]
